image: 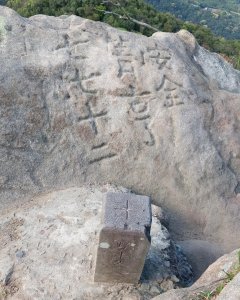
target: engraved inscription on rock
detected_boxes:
[94,192,152,284]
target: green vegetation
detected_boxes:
[147,0,240,40]
[4,0,240,69]
[195,251,240,300]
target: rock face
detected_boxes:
[0,6,240,252]
[152,248,240,300]
[0,186,193,299]
[177,239,224,281]
[216,273,240,300]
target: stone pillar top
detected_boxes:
[103,192,152,233]
[94,192,152,284]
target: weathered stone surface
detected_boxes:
[177,240,224,281]
[142,213,193,287]
[0,186,192,299]
[95,228,150,284]
[152,249,240,300]
[103,192,152,231]
[0,6,240,254]
[216,272,240,300]
[94,193,151,283]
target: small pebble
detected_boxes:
[16,250,26,259]
[149,285,160,294]
[164,260,170,267]
[171,275,180,283]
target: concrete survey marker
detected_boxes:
[94,192,152,284]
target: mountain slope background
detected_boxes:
[2,0,240,69]
[147,0,240,40]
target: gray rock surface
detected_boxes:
[0,186,192,299]
[142,214,193,287]
[216,272,240,300]
[178,240,224,281]
[0,6,240,253]
[152,248,240,300]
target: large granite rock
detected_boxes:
[152,248,240,300]
[216,272,240,300]
[0,6,240,253]
[0,186,192,299]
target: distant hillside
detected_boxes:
[197,0,240,12]
[147,0,240,39]
[4,0,240,69]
